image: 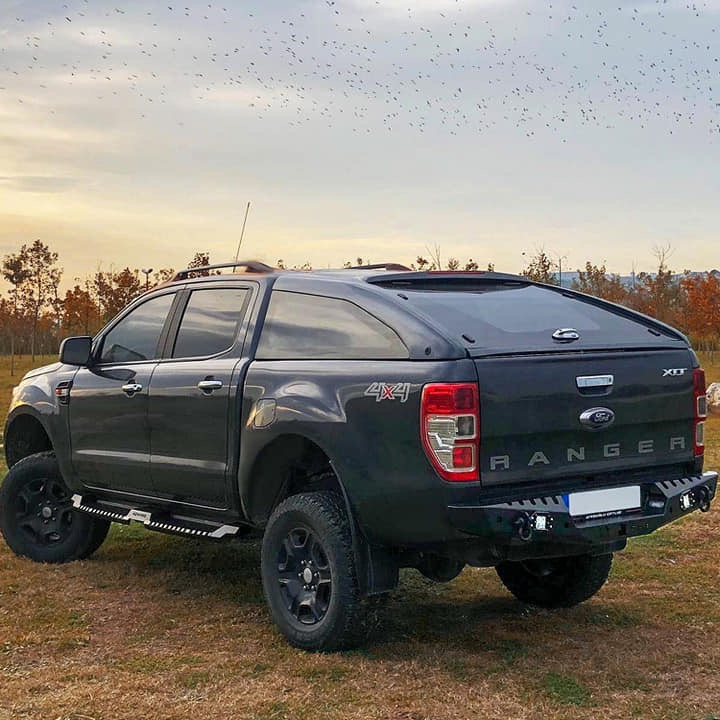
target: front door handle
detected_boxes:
[197,379,223,393]
[121,383,143,396]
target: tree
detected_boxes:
[187,251,212,277]
[2,240,61,363]
[24,240,61,359]
[628,244,684,325]
[63,284,101,336]
[680,272,720,348]
[1,250,30,375]
[571,262,628,304]
[92,267,143,322]
[152,268,175,284]
[521,249,558,284]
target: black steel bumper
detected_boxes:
[447,472,718,561]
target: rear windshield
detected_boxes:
[394,284,684,354]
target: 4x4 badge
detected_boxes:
[364,382,411,403]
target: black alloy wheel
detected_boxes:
[0,453,110,563]
[261,491,376,651]
[276,524,333,625]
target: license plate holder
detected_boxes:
[566,486,641,519]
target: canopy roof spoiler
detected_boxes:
[345,263,412,271]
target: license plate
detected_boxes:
[566,486,641,518]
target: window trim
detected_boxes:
[161,283,255,362]
[93,290,180,366]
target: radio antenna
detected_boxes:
[234,201,251,262]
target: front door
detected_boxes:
[68,291,177,496]
[148,285,252,508]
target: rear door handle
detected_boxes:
[121,383,143,396]
[198,380,223,393]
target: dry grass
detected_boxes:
[0,355,719,720]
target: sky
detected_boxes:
[1,0,719,287]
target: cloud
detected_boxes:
[0,175,80,193]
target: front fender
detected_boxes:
[3,365,77,481]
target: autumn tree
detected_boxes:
[679,272,720,348]
[63,283,101,336]
[628,245,684,325]
[521,249,558,284]
[152,268,175,284]
[1,250,30,374]
[571,262,628,304]
[2,240,62,362]
[92,267,143,322]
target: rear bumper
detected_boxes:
[447,471,717,561]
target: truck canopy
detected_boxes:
[369,274,687,356]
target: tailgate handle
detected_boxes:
[576,375,614,389]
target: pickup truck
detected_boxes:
[1,261,716,650]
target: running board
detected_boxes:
[71,494,241,539]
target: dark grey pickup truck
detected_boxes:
[1,261,716,650]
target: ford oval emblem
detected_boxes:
[579,407,615,430]
[552,328,580,342]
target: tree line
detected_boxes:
[1,241,719,373]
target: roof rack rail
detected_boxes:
[345,263,412,271]
[171,260,276,282]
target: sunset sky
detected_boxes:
[1,0,719,287]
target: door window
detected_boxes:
[172,288,249,358]
[99,293,175,363]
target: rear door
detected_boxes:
[69,291,178,495]
[147,284,254,508]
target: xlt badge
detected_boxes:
[579,407,615,430]
[662,368,688,377]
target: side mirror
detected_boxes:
[59,336,93,366]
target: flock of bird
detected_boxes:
[1,0,719,137]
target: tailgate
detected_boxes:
[476,349,697,487]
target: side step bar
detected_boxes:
[71,495,242,540]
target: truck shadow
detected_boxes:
[98,529,642,657]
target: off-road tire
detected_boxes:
[495,553,613,608]
[261,491,373,651]
[0,452,110,563]
[416,554,465,583]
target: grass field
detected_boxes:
[1,354,719,720]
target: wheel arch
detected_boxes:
[242,433,346,526]
[4,410,53,468]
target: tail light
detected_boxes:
[421,383,480,482]
[693,368,706,457]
